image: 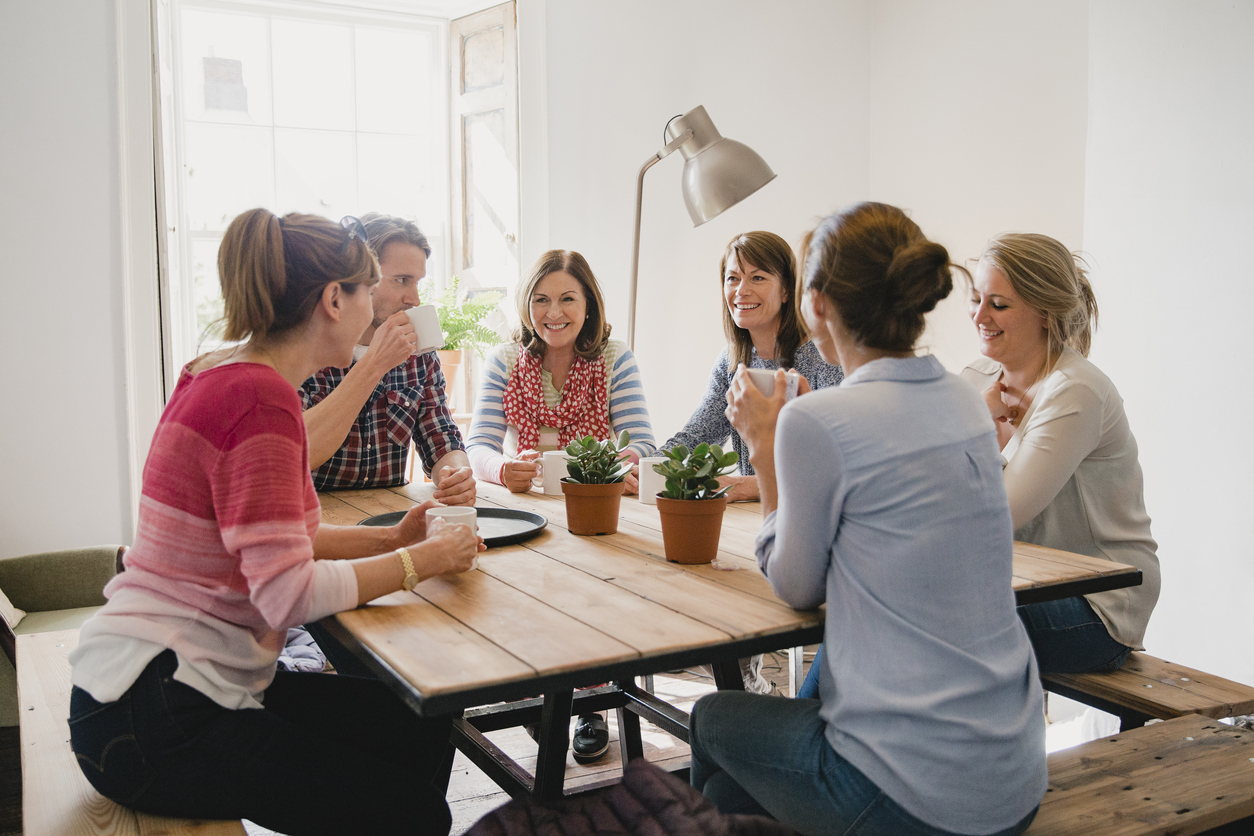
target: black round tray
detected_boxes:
[356,507,547,548]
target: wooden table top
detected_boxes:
[318,482,1140,715]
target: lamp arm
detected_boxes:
[627,129,693,350]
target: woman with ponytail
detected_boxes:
[67,209,482,835]
[694,203,1045,836]
[963,233,1159,674]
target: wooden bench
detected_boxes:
[17,628,245,836]
[1042,652,1254,731]
[1026,714,1254,835]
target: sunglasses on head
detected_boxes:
[340,215,368,247]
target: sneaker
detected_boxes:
[571,713,609,764]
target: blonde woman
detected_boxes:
[68,210,482,836]
[963,233,1160,673]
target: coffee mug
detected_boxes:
[425,505,477,534]
[541,450,572,496]
[638,456,668,505]
[426,506,479,570]
[406,305,443,355]
[745,367,800,401]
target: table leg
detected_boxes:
[614,679,644,763]
[711,659,745,691]
[533,689,574,801]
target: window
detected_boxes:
[155,0,450,376]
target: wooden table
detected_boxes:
[317,482,1141,800]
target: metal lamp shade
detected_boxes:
[665,105,776,226]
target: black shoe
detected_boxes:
[571,714,609,764]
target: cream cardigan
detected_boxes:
[962,347,1160,649]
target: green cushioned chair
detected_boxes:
[0,545,122,726]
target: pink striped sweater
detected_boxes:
[70,362,357,709]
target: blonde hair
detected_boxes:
[217,209,379,343]
[512,250,611,360]
[803,202,958,352]
[719,231,807,368]
[980,233,1098,362]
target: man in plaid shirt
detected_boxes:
[299,214,475,505]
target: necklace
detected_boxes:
[1001,372,1038,427]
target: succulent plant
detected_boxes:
[653,443,739,500]
[563,431,633,484]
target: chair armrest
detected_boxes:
[0,546,123,612]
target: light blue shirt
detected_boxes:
[756,355,1046,834]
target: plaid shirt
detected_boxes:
[299,352,465,491]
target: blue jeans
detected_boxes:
[1015,595,1131,674]
[69,650,454,836]
[797,595,1132,699]
[690,692,1037,836]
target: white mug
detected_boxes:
[426,506,479,570]
[541,450,572,496]
[406,305,443,355]
[425,505,477,535]
[638,456,668,505]
[745,367,800,401]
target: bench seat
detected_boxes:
[18,628,245,836]
[1026,714,1254,835]
[1042,652,1254,731]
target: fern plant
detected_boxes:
[418,276,504,358]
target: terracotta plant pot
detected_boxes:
[561,480,626,535]
[656,496,730,564]
[436,348,463,411]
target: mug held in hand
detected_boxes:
[745,367,800,401]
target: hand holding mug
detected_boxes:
[501,450,541,492]
[363,311,417,374]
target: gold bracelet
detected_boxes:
[398,546,420,591]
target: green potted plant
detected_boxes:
[418,276,503,412]
[560,431,633,535]
[652,443,739,564]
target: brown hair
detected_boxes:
[359,212,432,261]
[719,231,807,368]
[512,250,611,360]
[980,233,1098,363]
[802,202,957,352]
[217,209,379,343]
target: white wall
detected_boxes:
[527,0,872,439]
[1084,0,1254,685]
[0,1,134,558]
[867,0,1090,370]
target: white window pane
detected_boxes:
[355,27,433,134]
[274,129,358,219]
[190,236,225,348]
[271,19,354,130]
[467,112,518,235]
[184,123,275,231]
[180,9,271,126]
[357,133,435,221]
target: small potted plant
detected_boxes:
[652,443,739,564]
[561,431,633,535]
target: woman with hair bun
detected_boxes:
[68,209,482,835]
[963,233,1159,674]
[694,203,1045,836]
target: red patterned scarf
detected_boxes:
[503,346,610,451]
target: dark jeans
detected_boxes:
[797,595,1132,699]
[69,650,454,836]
